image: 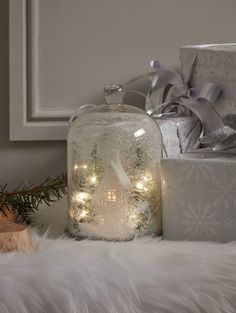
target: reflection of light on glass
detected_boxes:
[107,190,117,202]
[89,175,97,184]
[129,212,138,228]
[134,128,146,138]
[73,192,90,204]
[74,164,88,170]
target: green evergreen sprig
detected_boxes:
[0,174,67,224]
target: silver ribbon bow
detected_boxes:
[146,52,236,150]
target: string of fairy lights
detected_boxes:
[68,144,159,238]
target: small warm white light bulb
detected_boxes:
[136,182,144,190]
[130,213,137,219]
[80,210,88,218]
[74,165,78,170]
[73,192,90,204]
[89,175,97,184]
[81,164,88,169]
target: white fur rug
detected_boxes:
[0,233,236,313]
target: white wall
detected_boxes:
[2,0,236,187]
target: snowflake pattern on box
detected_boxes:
[181,203,221,240]
[223,217,236,231]
[180,161,215,193]
[163,202,222,241]
[161,156,236,242]
[209,164,236,209]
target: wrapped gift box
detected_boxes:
[157,116,201,157]
[180,44,236,117]
[161,152,236,242]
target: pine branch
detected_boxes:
[0,174,67,224]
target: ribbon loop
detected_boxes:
[191,83,221,104]
[146,54,236,151]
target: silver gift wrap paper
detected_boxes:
[180,44,236,117]
[161,152,236,242]
[157,116,201,157]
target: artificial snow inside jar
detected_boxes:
[67,84,163,240]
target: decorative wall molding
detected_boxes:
[10,0,73,141]
[10,0,175,141]
[10,0,151,141]
[27,0,74,121]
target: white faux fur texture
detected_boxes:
[0,234,236,313]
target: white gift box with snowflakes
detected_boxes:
[161,152,236,242]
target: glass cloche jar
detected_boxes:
[67,84,163,240]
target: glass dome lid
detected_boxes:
[69,83,149,124]
[67,83,163,241]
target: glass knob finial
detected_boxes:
[104,83,124,104]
